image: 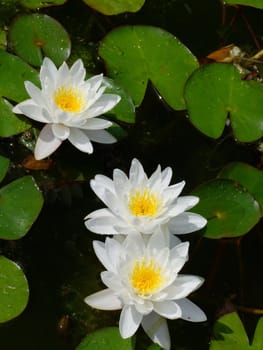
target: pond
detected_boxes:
[1,0,263,349]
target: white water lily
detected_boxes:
[13,57,121,160]
[85,158,207,236]
[84,231,206,350]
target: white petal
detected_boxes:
[92,240,111,270]
[81,118,112,130]
[84,289,122,310]
[129,158,147,186]
[85,213,121,235]
[165,275,204,300]
[168,212,207,235]
[70,59,85,83]
[51,123,70,140]
[135,301,153,315]
[85,94,121,118]
[40,57,57,88]
[163,181,185,202]
[90,175,115,197]
[175,298,207,322]
[170,241,189,261]
[147,230,170,251]
[161,167,173,187]
[119,305,142,338]
[34,124,62,160]
[24,81,45,106]
[101,271,123,291]
[85,129,116,144]
[68,128,93,153]
[153,300,182,319]
[142,313,171,350]
[13,102,48,123]
[167,196,199,217]
[86,74,104,93]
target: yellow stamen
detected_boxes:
[54,86,84,113]
[129,189,159,217]
[131,258,164,296]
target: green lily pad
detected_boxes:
[147,345,162,350]
[0,256,29,323]
[9,14,71,67]
[253,317,263,350]
[184,63,263,142]
[224,0,263,9]
[99,25,199,109]
[210,312,251,350]
[20,0,66,9]
[219,162,263,214]
[0,155,9,182]
[76,327,134,350]
[192,179,260,239]
[0,97,31,137]
[104,77,135,124]
[82,0,145,15]
[0,175,44,240]
[0,50,39,102]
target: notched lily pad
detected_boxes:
[99,25,199,109]
[0,175,44,240]
[20,0,67,9]
[184,63,263,142]
[224,0,263,9]
[219,162,263,214]
[83,0,145,15]
[0,50,38,102]
[192,178,261,239]
[9,14,71,67]
[0,256,29,323]
[76,327,134,350]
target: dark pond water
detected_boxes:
[1,0,263,349]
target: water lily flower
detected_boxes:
[84,231,206,350]
[13,57,121,160]
[85,158,207,236]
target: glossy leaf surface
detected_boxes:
[185,63,263,142]
[76,327,134,350]
[0,256,29,323]
[82,0,145,15]
[192,179,261,238]
[219,162,263,214]
[0,50,38,102]
[9,14,71,67]
[99,25,199,109]
[0,176,44,240]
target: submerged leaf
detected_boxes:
[0,256,29,323]
[9,14,71,67]
[99,25,198,109]
[0,176,43,240]
[192,179,261,238]
[82,0,145,15]
[185,63,263,142]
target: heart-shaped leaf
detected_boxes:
[184,63,263,142]
[0,175,44,240]
[192,179,261,238]
[0,50,38,102]
[83,0,145,15]
[20,0,67,9]
[219,162,263,214]
[210,312,251,350]
[0,155,9,182]
[9,14,71,67]
[76,327,134,350]
[0,256,29,323]
[0,97,31,136]
[99,25,199,109]
[224,0,263,9]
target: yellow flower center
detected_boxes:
[131,258,164,296]
[54,86,85,113]
[129,189,160,217]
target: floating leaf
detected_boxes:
[0,50,38,102]
[0,256,29,323]
[147,344,162,350]
[184,63,263,142]
[210,312,251,350]
[20,0,67,9]
[9,14,71,67]
[224,0,263,9]
[0,175,44,240]
[103,77,135,123]
[192,179,260,238]
[76,327,134,350]
[99,25,199,109]
[82,0,145,15]
[0,98,31,136]
[0,155,9,182]
[253,317,263,350]
[219,162,263,214]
